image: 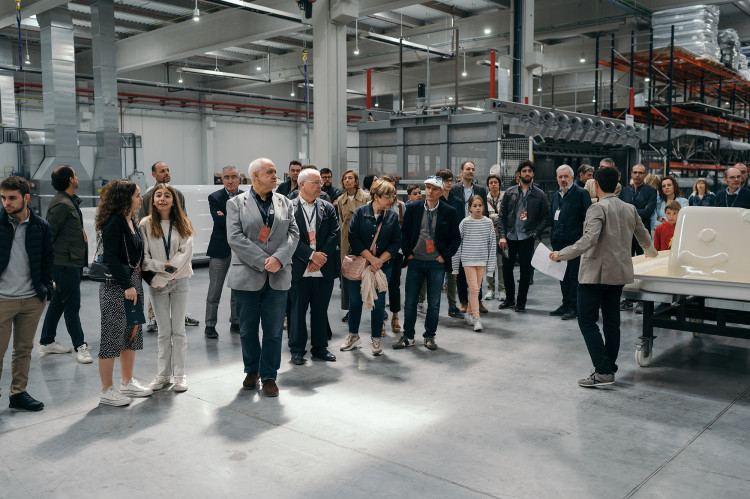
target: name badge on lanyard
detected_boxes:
[554,209,561,221]
[258,225,271,242]
[304,204,316,245]
[254,195,274,242]
[520,210,528,221]
[425,204,436,253]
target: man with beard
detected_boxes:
[497,160,550,312]
[276,160,302,198]
[320,168,342,206]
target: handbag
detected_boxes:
[89,234,137,285]
[341,220,383,281]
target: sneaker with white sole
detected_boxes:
[578,372,615,387]
[423,337,438,350]
[417,303,426,315]
[76,344,93,364]
[392,335,416,349]
[173,376,188,392]
[473,316,483,332]
[464,313,475,326]
[148,376,171,391]
[145,318,158,333]
[371,338,383,356]
[483,291,495,301]
[339,334,361,351]
[39,340,72,355]
[120,379,153,397]
[99,386,131,407]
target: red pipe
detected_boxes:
[490,50,496,99]
[629,87,635,115]
[366,68,372,110]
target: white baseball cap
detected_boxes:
[424,176,445,190]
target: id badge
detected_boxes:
[520,210,528,221]
[308,230,316,245]
[258,225,271,242]
[554,209,560,221]
[425,240,435,253]
[82,228,88,243]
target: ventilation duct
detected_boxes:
[0,40,17,129]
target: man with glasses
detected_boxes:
[618,162,656,256]
[716,166,750,208]
[395,176,460,351]
[204,166,244,338]
[320,168,342,205]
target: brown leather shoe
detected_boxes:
[262,379,279,397]
[478,302,488,314]
[243,371,259,390]
[459,302,467,313]
[390,315,401,333]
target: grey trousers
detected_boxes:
[204,256,237,328]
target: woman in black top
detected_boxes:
[339,179,401,356]
[95,179,153,407]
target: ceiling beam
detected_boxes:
[421,1,472,18]
[486,0,511,8]
[359,0,425,17]
[0,0,68,28]
[116,9,305,73]
[367,11,425,28]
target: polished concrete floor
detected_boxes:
[1,265,749,498]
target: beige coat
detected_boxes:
[557,194,657,285]
[336,188,371,261]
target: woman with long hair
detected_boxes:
[688,178,716,206]
[95,179,153,406]
[485,174,505,301]
[139,184,195,392]
[336,169,370,323]
[652,176,688,229]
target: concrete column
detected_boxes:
[510,0,536,103]
[91,0,122,183]
[201,115,216,183]
[312,0,350,179]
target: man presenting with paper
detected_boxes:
[550,166,656,388]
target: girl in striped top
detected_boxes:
[452,195,496,331]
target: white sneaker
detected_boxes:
[473,316,483,332]
[39,340,72,355]
[465,313,475,326]
[371,338,383,356]
[483,291,495,301]
[148,376,171,391]
[173,376,188,392]
[99,386,131,407]
[120,379,153,398]
[339,334,361,351]
[417,302,426,315]
[76,344,93,364]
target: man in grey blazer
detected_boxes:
[226,158,300,397]
[550,166,656,388]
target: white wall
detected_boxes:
[212,118,298,178]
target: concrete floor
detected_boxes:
[1,265,749,498]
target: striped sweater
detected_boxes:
[452,216,497,273]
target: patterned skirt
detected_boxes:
[98,267,144,359]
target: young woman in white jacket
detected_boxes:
[139,183,194,392]
[452,195,496,332]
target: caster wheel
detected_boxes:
[635,346,653,367]
[693,332,701,338]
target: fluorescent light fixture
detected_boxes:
[579,53,586,64]
[354,48,360,55]
[448,96,454,100]
[363,32,452,57]
[644,77,650,82]
[256,66,262,71]
[180,66,268,81]
[193,0,200,21]
[484,28,491,34]
[354,19,360,56]
[178,74,183,83]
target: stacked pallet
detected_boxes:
[652,5,721,62]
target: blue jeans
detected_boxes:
[403,259,445,339]
[235,281,287,381]
[348,266,392,338]
[577,283,624,375]
[40,265,85,349]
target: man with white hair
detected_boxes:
[716,166,750,208]
[227,158,300,397]
[549,165,591,320]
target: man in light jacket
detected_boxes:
[550,166,657,388]
[227,158,300,397]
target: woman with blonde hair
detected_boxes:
[139,184,195,392]
[95,179,152,406]
[644,173,661,191]
[336,169,370,323]
[688,178,716,206]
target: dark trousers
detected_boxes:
[403,259,445,339]
[388,253,403,313]
[288,278,334,355]
[552,240,580,312]
[631,236,645,256]
[348,266,392,338]
[40,265,85,349]
[502,237,534,307]
[204,256,237,328]
[577,283,624,375]
[235,281,287,381]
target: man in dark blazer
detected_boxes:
[618,163,657,256]
[288,169,340,365]
[449,160,489,313]
[394,176,460,351]
[204,166,243,339]
[549,165,592,320]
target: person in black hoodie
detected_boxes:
[95,179,153,407]
[0,176,54,411]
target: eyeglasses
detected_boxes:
[382,195,396,200]
[223,175,240,180]
[303,181,321,185]
[632,171,646,175]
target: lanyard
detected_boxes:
[303,203,316,229]
[424,201,437,237]
[725,189,737,207]
[254,194,273,226]
[161,222,173,258]
[489,195,500,213]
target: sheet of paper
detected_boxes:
[531,242,567,281]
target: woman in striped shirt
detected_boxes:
[452,195,496,332]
